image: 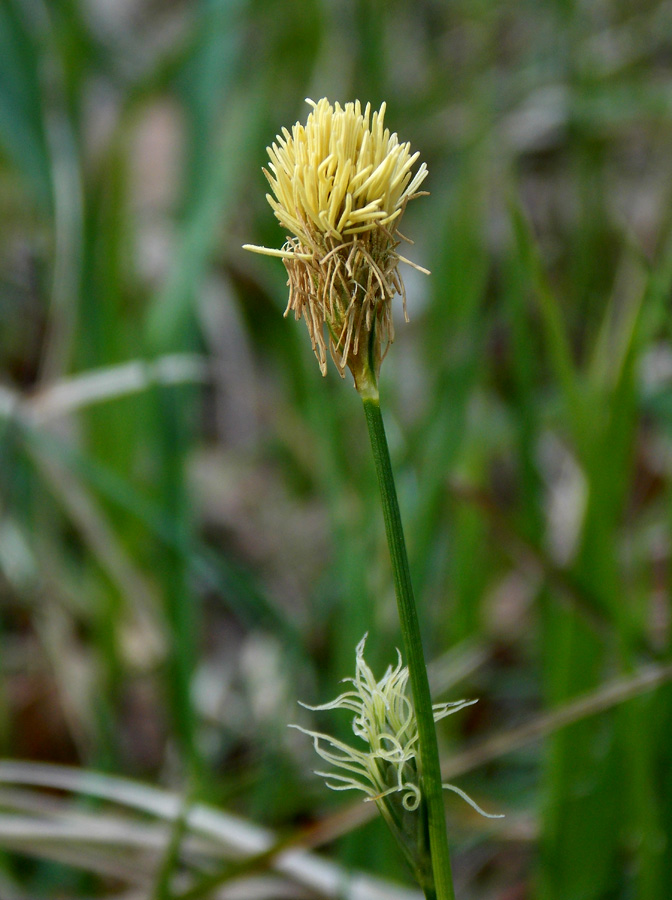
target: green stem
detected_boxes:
[361,394,456,900]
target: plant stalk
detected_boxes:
[361,393,456,900]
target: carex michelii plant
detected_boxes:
[244,98,501,900]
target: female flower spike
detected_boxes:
[291,636,502,887]
[243,98,429,392]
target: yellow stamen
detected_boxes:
[244,98,429,380]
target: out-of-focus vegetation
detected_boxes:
[1,1,672,897]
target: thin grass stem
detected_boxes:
[362,395,455,900]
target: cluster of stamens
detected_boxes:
[244,98,429,379]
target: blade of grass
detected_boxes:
[0,763,423,900]
[145,84,266,353]
[149,793,193,900]
[509,196,586,440]
[6,408,304,656]
[0,0,51,204]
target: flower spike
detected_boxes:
[244,99,429,391]
[291,636,502,876]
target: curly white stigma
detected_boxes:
[291,635,503,819]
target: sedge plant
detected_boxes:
[244,97,500,900]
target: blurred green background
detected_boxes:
[1,0,672,897]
